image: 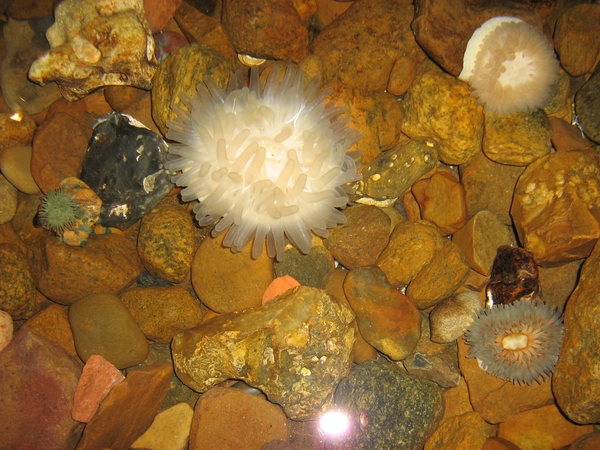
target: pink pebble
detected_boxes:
[71,354,125,423]
[262,275,301,305]
[0,310,13,353]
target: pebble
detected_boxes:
[0,111,37,150]
[424,411,496,450]
[120,285,203,343]
[0,309,14,352]
[274,241,335,289]
[568,432,600,450]
[262,275,301,304]
[549,116,595,153]
[0,145,40,194]
[189,387,288,450]
[0,242,37,319]
[69,293,149,369]
[0,173,18,224]
[22,303,80,360]
[429,290,482,344]
[575,65,600,145]
[131,402,193,450]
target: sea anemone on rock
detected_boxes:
[464,300,563,385]
[458,16,559,115]
[165,65,362,261]
[38,187,81,234]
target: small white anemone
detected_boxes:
[165,65,362,261]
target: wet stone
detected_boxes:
[22,303,80,360]
[0,243,37,319]
[274,242,335,289]
[575,65,600,145]
[80,113,172,230]
[0,174,18,225]
[429,290,482,344]
[486,246,541,306]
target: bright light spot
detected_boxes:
[9,112,22,122]
[319,410,350,438]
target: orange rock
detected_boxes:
[424,411,496,450]
[483,436,521,450]
[262,275,301,304]
[549,116,594,153]
[568,432,600,450]
[144,0,184,32]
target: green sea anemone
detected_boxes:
[38,187,81,234]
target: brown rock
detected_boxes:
[401,70,483,165]
[274,242,335,289]
[222,0,309,63]
[441,379,473,419]
[411,170,468,235]
[103,86,147,112]
[144,0,184,32]
[424,411,496,450]
[0,174,18,224]
[388,56,418,96]
[46,97,87,120]
[28,233,143,305]
[22,303,80,360]
[497,404,594,450]
[30,112,92,193]
[0,327,84,450]
[457,338,554,424]
[483,437,521,450]
[0,112,37,151]
[538,259,583,309]
[191,233,273,313]
[486,246,541,305]
[406,240,470,309]
[344,266,421,360]
[549,116,595,153]
[120,286,203,343]
[568,432,600,450]
[0,145,40,194]
[483,110,553,166]
[553,241,600,424]
[189,387,288,450]
[76,361,173,450]
[554,4,600,77]
[0,243,38,319]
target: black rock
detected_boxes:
[81,113,173,229]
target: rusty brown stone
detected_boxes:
[144,0,184,32]
[549,116,595,153]
[486,246,541,306]
[424,411,496,450]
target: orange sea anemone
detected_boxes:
[464,300,563,385]
[459,16,559,115]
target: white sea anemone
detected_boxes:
[165,65,362,261]
[464,300,563,385]
[459,16,559,115]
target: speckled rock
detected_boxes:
[69,293,149,369]
[377,220,445,288]
[0,111,37,151]
[429,290,482,344]
[30,112,93,193]
[406,240,470,309]
[0,146,40,194]
[553,241,600,424]
[172,286,355,420]
[311,0,426,93]
[189,387,288,450]
[132,401,193,450]
[511,150,600,265]
[424,411,496,450]
[324,205,391,269]
[274,242,334,289]
[0,243,38,319]
[0,174,18,224]
[343,266,421,361]
[22,303,79,360]
[460,152,525,225]
[28,233,143,305]
[483,110,553,166]
[554,4,600,77]
[575,65,600,145]
[332,359,444,450]
[0,327,84,449]
[191,233,273,313]
[137,202,195,283]
[76,361,172,450]
[121,286,203,344]
[401,70,483,165]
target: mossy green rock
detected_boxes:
[333,359,444,450]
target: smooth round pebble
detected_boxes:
[429,290,483,344]
[0,146,40,194]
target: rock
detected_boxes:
[483,437,521,450]
[0,146,40,194]
[406,240,470,309]
[120,286,203,343]
[22,303,80,360]
[131,402,194,450]
[0,174,18,225]
[47,97,87,120]
[191,233,273,313]
[222,0,308,63]
[28,0,158,100]
[343,266,421,361]
[144,0,184,32]
[352,139,438,202]
[0,243,38,319]
[554,4,600,77]
[441,379,474,418]
[28,233,143,305]
[401,69,483,165]
[452,210,516,276]
[483,110,553,166]
[511,150,600,265]
[103,85,147,112]
[0,327,84,449]
[0,111,37,151]
[0,309,14,352]
[262,275,301,304]
[188,387,288,450]
[311,0,426,93]
[568,432,600,450]
[497,404,594,450]
[411,170,468,235]
[553,241,600,424]
[172,286,355,420]
[324,205,391,269]
[429,290,482,344]
[424,411,496,450]
[332,359,444,450]
[549,116,595,153]
[1,18,62,115]
[457,338,554,424]
[75,361,173,450]
[486,246,541,306]
[72,354,125,423]
[80,113,172,230]
[538,259,583,309]
[69,293,149,369]
[137,202,195,283]
[575,65,600,145]
[388,56,418,96]
[31,112,93,193]
[274,242,334,289]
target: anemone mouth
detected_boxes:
[459,17,559,115]
[165,65,362,261]
[464,300,564,385]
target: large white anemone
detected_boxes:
[165,65,362,261]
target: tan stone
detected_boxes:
[0,112,37,151]
[483,437,521,450]
[132,402,194,450]
[388,56,417,96]
[441,380,473,419]
[103,86,147,112]
[429,291,482,344]
[0,146,40,194]
[424,411,496,450]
